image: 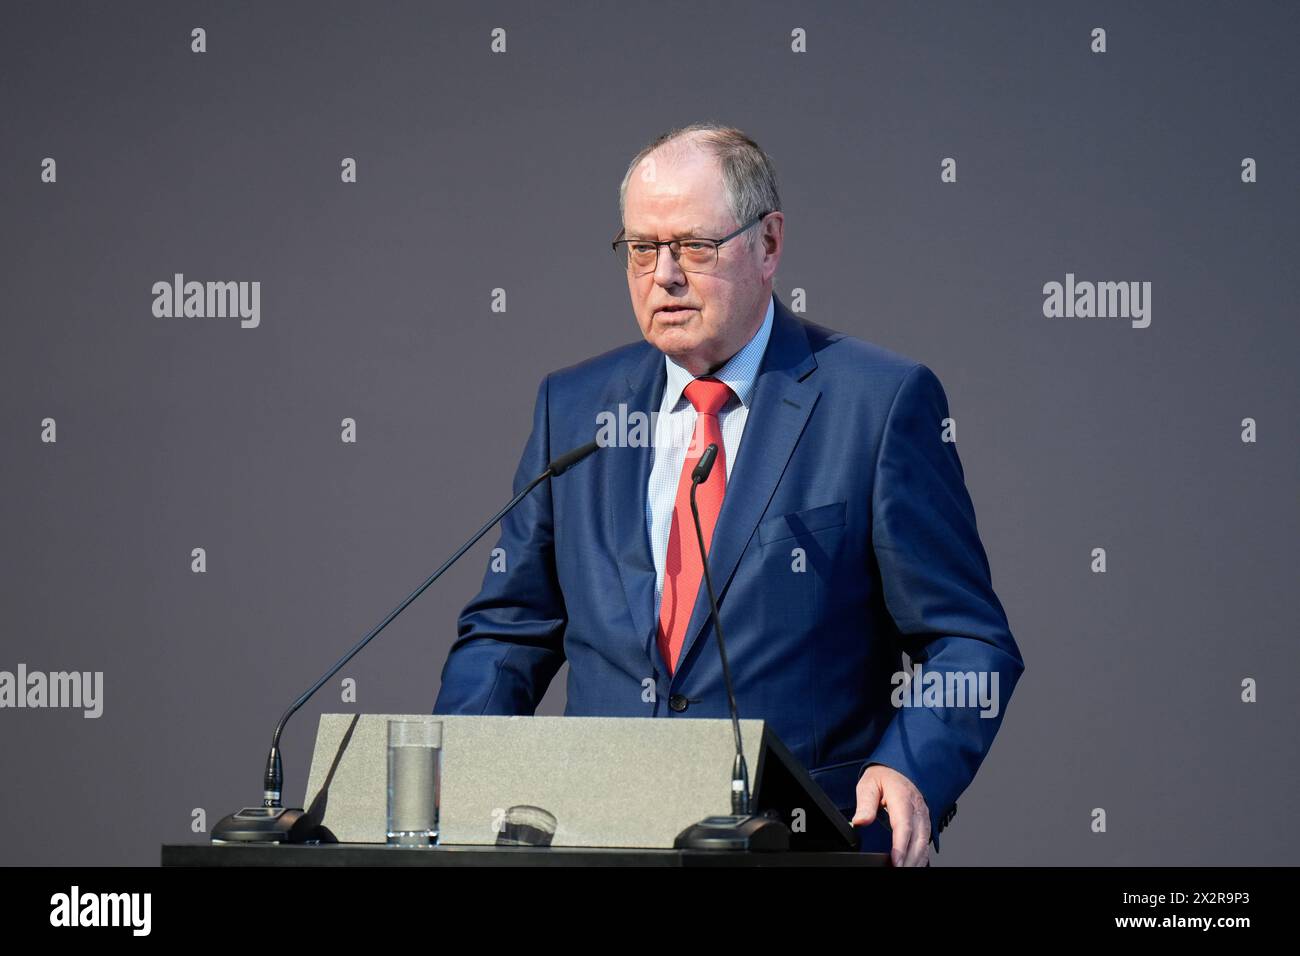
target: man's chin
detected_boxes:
[646,328,701,359]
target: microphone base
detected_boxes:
[211,806,322,844]
[673,811,792,851]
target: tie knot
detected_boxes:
[683,376,733,417]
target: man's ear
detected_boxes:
[762,213,784,253]
[759,213,784,280]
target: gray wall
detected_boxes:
[1,0,1295,866]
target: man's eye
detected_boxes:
[630,243,656,254]
[681,241,710,252]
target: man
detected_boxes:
[434,123,1024,866]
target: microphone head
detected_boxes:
[692,443,719,484]
[547,439,600,477]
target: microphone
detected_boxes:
[690,442,719,486]
[674,443,792,851]
[549,439,600,477]
[211,438,602,844]
[688,444,747,813]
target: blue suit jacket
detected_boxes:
[433,295,1025,852]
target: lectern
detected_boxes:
[298,714,857,850]
[164,713,891,866]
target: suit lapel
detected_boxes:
[671,297,820,683]
[605,343,666,667]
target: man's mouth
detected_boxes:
[656,306,696,318]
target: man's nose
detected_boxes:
[652,244,686,287]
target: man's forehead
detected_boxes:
[624,148,728,236]
[623,221,714,239]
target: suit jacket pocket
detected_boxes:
[758,500,847,546]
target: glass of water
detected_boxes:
[386,718,442,847]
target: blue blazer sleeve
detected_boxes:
[860,363,1025,842]
[432,374,568,715]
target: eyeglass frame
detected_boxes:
[610,211,774,275]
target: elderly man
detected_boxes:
[434,123,1024,866]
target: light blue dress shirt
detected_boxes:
[647,294,775,611]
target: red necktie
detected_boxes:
[657,376,733,675]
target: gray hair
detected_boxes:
[617,123,781,248]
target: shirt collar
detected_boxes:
[662,294,775,411]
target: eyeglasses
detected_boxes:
[611,212,773,276]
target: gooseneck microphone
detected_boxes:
[688,444,749,814]
[673,442,792,850]
[211,439,601,844]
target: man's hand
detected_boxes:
[852,763,931,867]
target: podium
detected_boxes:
[174,714,887,865]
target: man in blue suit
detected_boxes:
[434,123,1024,865]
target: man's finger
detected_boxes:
[851,774,882,826]
[904,806,930,867]
[887,796,913,866]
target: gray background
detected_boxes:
[1,0,1296,866]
